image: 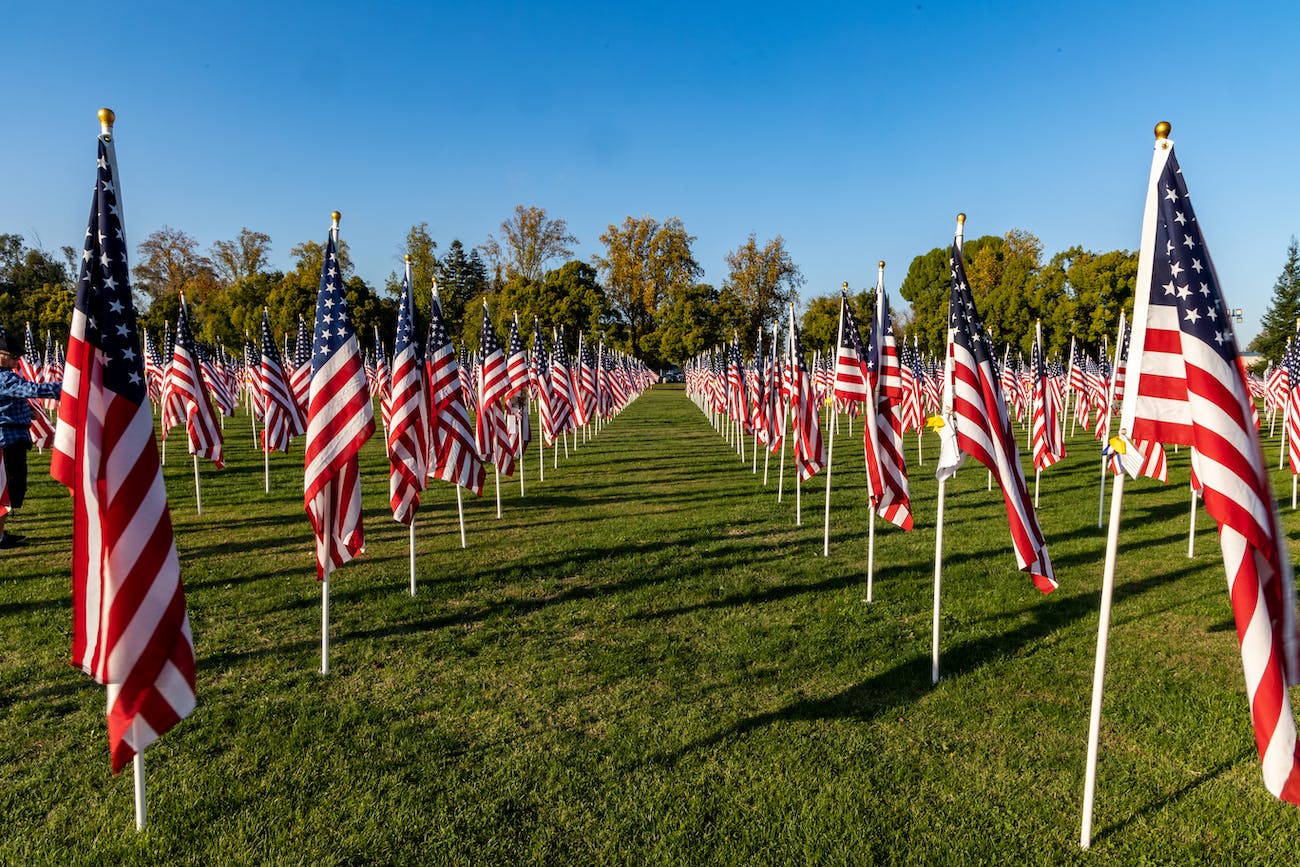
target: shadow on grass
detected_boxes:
[654,564,1188,768]
[1089,748,1254,846]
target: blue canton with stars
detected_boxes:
[948,241,998,369]
[395,271,421,363]
[77,138,145,403]
[311,233,354,376]
[1150,148,1237,362]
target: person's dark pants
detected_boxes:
[3,439,31,509]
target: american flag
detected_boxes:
[243,332,261,420]
[373,335,392,434]
[549,329,575,437]
[303,227,375,579]
[290,314,312,421]
[426,286,484,495]
[749,331,770,444]
[575,332,597,427]
[898,339,924,434]
[1122,136,1300,802]
[1285,334,1300,475]
[51,129,195,774]
[942,238,1055,592]
[866,286,913,530]
[199,343,236,418]
[18,322,56,449]
[386,266,428,524]
[259,309,302,453]
[531,319,555,446]
[727,334,750,431]
[161,299,224,467]
[476,303,514,476]
[1031,325,1065,471]
[504,313,529,402]
[832,293,870,404]
[788,312,825,482]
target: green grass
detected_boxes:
[4,385,1300,864]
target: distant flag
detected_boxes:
[476,303,514,477]
[304,218,375,579]
[532,319,556,447]
[258,309,302,453]
[939,227,1054,592]
[1031,322,1065,471]
[161,297,224,467]
[426,284,484,496]
[866,277,912,530]
[290,314,312,420]
[386,261,428,524]
[51,112,195,779]
[788,309,824,482]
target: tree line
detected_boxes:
[4,212,1296,371]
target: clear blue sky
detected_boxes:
[5,1,1297,343]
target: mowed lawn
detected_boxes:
[4,384,1300,864]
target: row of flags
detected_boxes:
[27,111,1300,842]
[688,128,1300,843]
[40,112,655,828]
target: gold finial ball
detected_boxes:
[331,210,342,225]
[404,254,412,264]
[1154,121,1171,140]
[956,212,967,224]
[98,107,115,128]
[842,281,849,290]
[878,260,885,270]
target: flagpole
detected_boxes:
[1082,119,1172,851]
[1081,472,1126,847]
[494,467,502,519]
[133,749,146,831]
[264,436,270,494]
[456,486,467,549]
[824,289,847,557]
[192,455,202,514]
[409,518,417,596]
[1188,490,1198,556]
[321,491,332,674]
[933,212,964,685]
[865,506,876,604]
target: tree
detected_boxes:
[1252,237,1300,362]
[384,223,439,314]
[594,215,700,360]
[0,233,73,340]
[486,260,609,355]
[480,205,577,283]
[209,228,272,284]
[897,246,953,356]
[133,226,219,306]
[650,282,745,366]
[723,233,804,349]
[799,294,843,356]
[436,239,489,339]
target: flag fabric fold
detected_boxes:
[51,132,195,774]
[1121,136,1300,802]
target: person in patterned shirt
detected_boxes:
[0,325,61,548]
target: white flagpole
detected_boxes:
[192,455,202,514]
[537,400,545,482]
[865,506,876,604]
[1188,489,1198,557]
[494,467,501,519]
[933,212,964,685]
[1081,120,1172,851]
[409,518,417,596]
[1034,467,1041,508]
[321,490,332,674]
[824,290,846,557]
[1082,473,1126,848]
[456,486,467,549]
[133,750,146,831]
[263,438,270,494]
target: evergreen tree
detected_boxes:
[1251,237,1300,362]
